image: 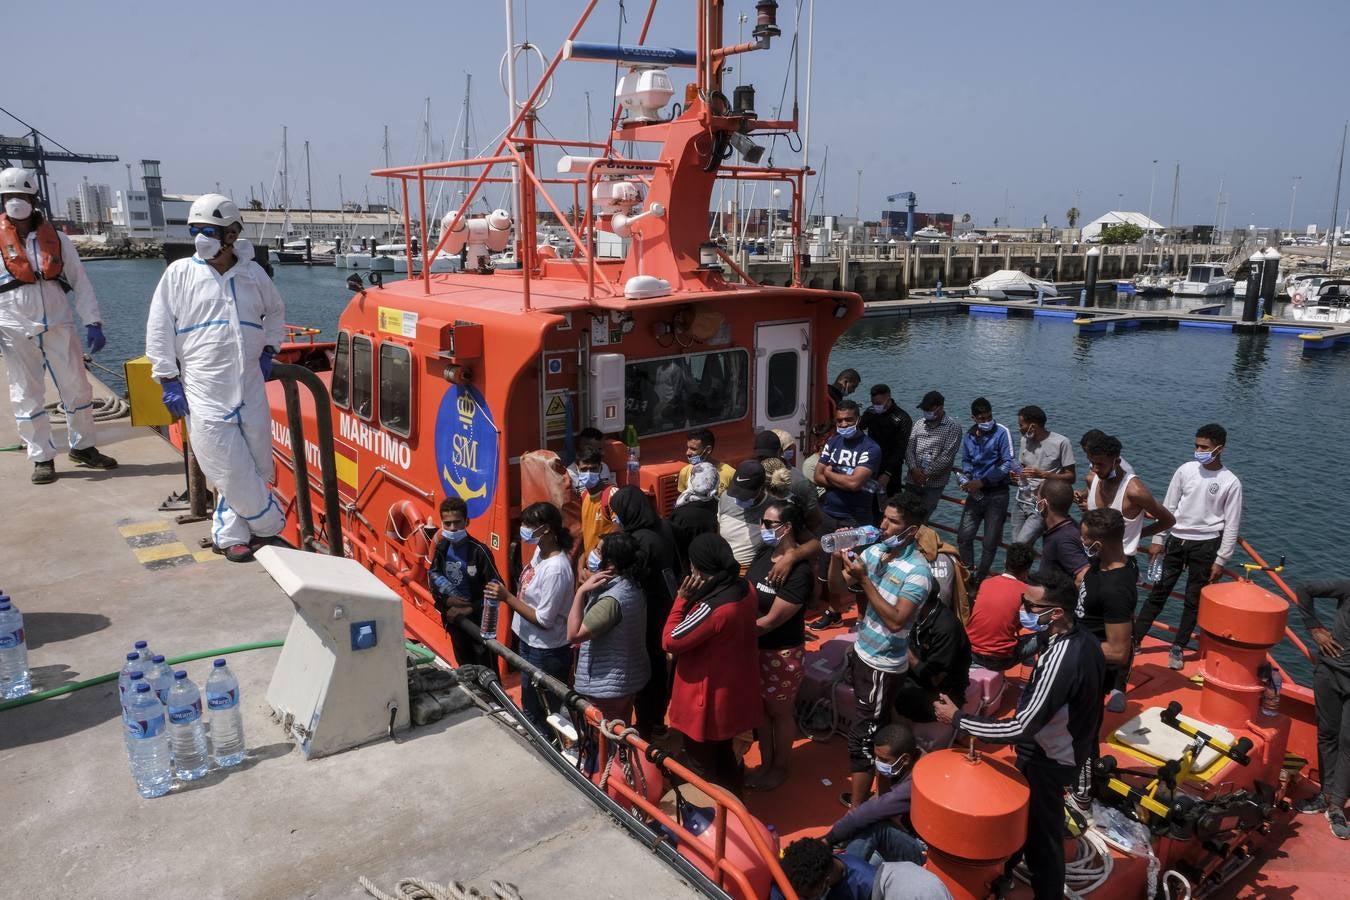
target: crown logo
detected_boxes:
[457,393,476,427]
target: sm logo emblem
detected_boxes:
[435,383,499,518]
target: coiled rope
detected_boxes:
[356,875,522,900]
[45,395,129,423]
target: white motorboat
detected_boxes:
[1290,278,1350,323]
[913,225,947,241]
[1133,263,1178,296]
[969,269,1063,301]
[1170,262,1235,296]
[391,251,463,274]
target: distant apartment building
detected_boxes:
[66,197,83,223]
[76,179,112,228]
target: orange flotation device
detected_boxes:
[0,214,64,284]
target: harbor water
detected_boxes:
[79,260,1345,679]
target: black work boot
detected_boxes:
[68,446,119,469]
[32,460,57,484]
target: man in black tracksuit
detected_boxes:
[935,573,1105,899]
[893,583,971,723]
[1293,580,1350,839]
[860,383,914,501]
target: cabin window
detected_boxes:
[379,342,413,437]
[765,350,798,419]
[625,348,750,437]
[351,335,374,420]
[331,331,351,408]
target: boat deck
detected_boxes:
[736,613,1344,899]
[0,362,699,900]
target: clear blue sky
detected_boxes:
[11,0,1350,229]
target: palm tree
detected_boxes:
[1065,207,1080,228]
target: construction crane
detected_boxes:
[885,191,918,238]
[1,105,118,219]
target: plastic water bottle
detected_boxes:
[0,598,31,699]
[481,583,501,640]
[1146,554,1164,585]
[133,639,157,667]
[167,671,210,780]
[820,525,882,554]
[119,653,144,708]
[146,654,173,704]
[121,671,147,725]
[1261,667,1283,718]
[205,659,247,767]
[124,682,173,798]
[957,471,983,501]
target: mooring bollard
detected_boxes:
[1242,251,1264,323]
[1084,246,1100,307]
[1261,247,1281,312]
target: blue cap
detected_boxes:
[213,659,227,668]
[174,671,187,679]
[129,671,144,679]
[134,682,151,692]
[134,641,148,650]
[126,652,139,661]
[0,601,10,611]
[152,655,166,664]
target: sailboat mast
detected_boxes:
[1168,162,1180,230]
[503,0,520,226]
[339,174,346,237]
[1327,121,1347,274]
[460,73,472,209]
[282,126,289,213]
[304,139,314,232]
[384,123,392,238]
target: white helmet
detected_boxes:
[0,168,39,196]
[188,192,242,227]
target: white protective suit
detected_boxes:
[0,230,102,462]
[145,241,288,548]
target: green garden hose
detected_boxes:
[0,638,438,713]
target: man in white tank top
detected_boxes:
[1079,434,1174,559]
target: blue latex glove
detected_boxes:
[259,348,275,380]
[161,379,189,418]
[85,323,106,353]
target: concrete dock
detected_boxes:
[0,361,700,900]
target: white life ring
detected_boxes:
[1291,291,1305,307]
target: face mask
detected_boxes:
[883,526,915,550]
[612,514,621,528]
[836,424,858,439]
[923,409,940,422]
[783,448,796,465]
[194,233,222,260]
[688,455,704,466]
[586,550,603,572]
[760,526,781,546]
[4,198,33,220]
[442,528,467,544]
[734,495,758,510]
[1019,608,1051,632]
[1035,499,1048,517]
[519,525,538,544]
[872,403,887,414]
[1105,467,1119,480]
[874,758,896,777]
[1195,449,1217,464]
[976,421,995,433]
[577,471,601,491]
[1081,539,1101,559]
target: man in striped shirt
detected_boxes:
[831,492,934,810]
[934,573,1105,900]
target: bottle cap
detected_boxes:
[152,655,166,664]
[174,671,188,680]
[129,671,144,680]
[213,659,227,668]
[134,682,151,693]
[134,641,148,650]
[126,652,140,661]
[0,601,10,611]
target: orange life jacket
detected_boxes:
[0,213,64,284]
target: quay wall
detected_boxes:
[742,243,1227,299]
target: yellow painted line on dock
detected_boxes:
[118,520,174,538]
[192,549,222,563]
[133,542,194,564]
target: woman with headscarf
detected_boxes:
[662,533,763,793]
[668,461,720,572]
[609,485,680,737]
[568,531,651,725]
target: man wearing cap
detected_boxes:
[904,391,963,519]
[718,459,774,574]
[755,429,822,531]
[0,167,118,483]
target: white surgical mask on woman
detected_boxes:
[194,233,222,260]
[4,198,33,220]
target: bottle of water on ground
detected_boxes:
[167,670,210,780]
[146,654,173,704]
[820,525,881,554]
[119,652,143,707]
[121,669,147,720]
[133,640,157,667]
[205,659,247,767]
[125,682,173,798]
[0,597,31,699]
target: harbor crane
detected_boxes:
[885,190,918,238]
[1,105,118,219]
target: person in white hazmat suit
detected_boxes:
[0,167,118,483]
[145,193,287,562]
